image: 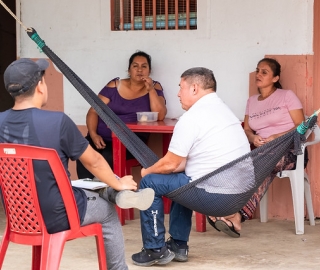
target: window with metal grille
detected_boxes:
[111,0,197,31]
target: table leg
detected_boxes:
[162,196,172,213]
[195,212,206,232]
[113,136,127,225]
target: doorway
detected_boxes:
[0,0,16,111]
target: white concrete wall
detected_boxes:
[18,0,313,123]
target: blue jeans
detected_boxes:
[139,173,192,249]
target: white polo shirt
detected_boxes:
[169,93,250,181]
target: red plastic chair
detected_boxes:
[0,143,107,270]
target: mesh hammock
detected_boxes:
[26,28,318,217]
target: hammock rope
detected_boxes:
[1,2,318,216]
[0,0,29,32]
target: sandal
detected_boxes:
[214,219,240,238]
[206,216,220,232]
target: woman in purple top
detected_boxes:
[77,51,167,179]
[208,58,307,237]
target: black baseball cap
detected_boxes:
[4,58,49,95]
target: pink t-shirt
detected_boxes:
[245,89,302,139]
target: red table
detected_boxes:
[112,118,178,225]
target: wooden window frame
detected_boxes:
[110,0,197,31]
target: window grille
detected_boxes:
[111,0,197,31]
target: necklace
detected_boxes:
[258,89,276,101]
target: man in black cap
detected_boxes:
[1,58,155,270]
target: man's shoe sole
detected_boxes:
[173,253,188,262]
[155,251,175,265]
[116,188,155,210]
[166,238,188,262]
[167,246,188,262]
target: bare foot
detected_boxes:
[220,213,242,232]
[208,216,216,222]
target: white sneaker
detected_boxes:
[116,188,155,210]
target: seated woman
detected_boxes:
[208,57,306,237]
[77,51,167,179]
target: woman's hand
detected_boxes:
[263,134,277,143]
[253,134,278,147]
[141,76,154,92]
[118,175,138,191]
[141,78,167,120]
[91,133,106,149]
[252,135,266,147]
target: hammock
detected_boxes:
[4,18,318,216]
[166,117,317,216]
[23,28,320,216]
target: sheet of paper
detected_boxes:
[71,178,108,190]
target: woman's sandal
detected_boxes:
[206,216,220,232]
[214,219,240,238]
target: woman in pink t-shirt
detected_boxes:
[240,58,305,219]
[244,58,304,146]
[207,58,306,238]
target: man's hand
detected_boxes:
[117,175,138,191]
[80,146,136,191]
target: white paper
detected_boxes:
[71,178,108,190]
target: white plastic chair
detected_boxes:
[260,123,320,234]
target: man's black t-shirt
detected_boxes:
[0,108,88,233]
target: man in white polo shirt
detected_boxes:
[132,67,250,266]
